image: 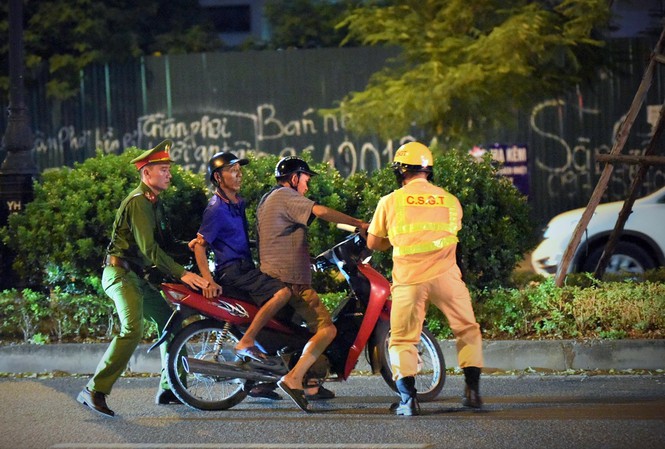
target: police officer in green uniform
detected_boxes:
[77,140,209,417]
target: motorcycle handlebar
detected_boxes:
[336,223,358,233]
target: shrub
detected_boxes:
[48,287,117,342]
[0,289,50,342]
[0,287,159,343]
[0,149,208,292]
[476,275,665,340]
[433,148,536,291]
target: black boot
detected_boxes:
[462,366,483,409]
[392,376,420,416]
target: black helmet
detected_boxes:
[275,156,318,179]
[207,151,249,184]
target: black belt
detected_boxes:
[104,255,138,273]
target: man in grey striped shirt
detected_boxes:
[257,156,368,412]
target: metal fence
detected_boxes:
[1,40,663,224]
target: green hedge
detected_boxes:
[1,146,537,342]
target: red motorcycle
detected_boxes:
[150,225,445,410]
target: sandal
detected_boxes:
[277,379,310,412]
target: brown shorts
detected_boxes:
[286,283,333,333]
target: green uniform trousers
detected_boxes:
[88,266,172,394]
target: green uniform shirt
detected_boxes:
[106,182,185,279]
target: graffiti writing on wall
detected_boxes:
[136,105,415,175]
[33,104,414,176]
[33,126,138,165]
[530,99,664,202]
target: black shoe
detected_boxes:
[77,388,114,417]
[462,385,483,409]
[155,387,182,405]
[462,366,483,409]
[391,396,420,416]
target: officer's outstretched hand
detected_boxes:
[180,270,210,291]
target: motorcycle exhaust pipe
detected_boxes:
[184,357,282,383]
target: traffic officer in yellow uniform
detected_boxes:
[367,141,483,416]
[77,140,209,417]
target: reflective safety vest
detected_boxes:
[388,189,460,257]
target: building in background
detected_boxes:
[199,0,268,47]
[610,0,663,38]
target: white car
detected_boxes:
[531,186,665,276]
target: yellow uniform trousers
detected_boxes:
[389,264,483,379]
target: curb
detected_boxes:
[1,340,664,374]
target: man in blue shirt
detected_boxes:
[193,152,291,363]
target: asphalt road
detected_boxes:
[1,374,664,449]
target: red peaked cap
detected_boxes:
[131,140,174,170]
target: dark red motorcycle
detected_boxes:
[150,225,445,410]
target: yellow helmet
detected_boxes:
[392,141,433,182]
[393,141,433,168]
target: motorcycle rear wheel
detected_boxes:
[376,321,446,402]
[166,318,247,410]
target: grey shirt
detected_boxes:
[257,187,315,284]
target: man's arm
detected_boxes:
[367,196,390,251]
[311,204,369,232]
[192,235,223,299]
[367,233,392,251]
[128,198,209,290]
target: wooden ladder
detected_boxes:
[554,26,665,286]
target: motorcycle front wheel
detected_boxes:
[166,318,247,410]
[376,321,446,402]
